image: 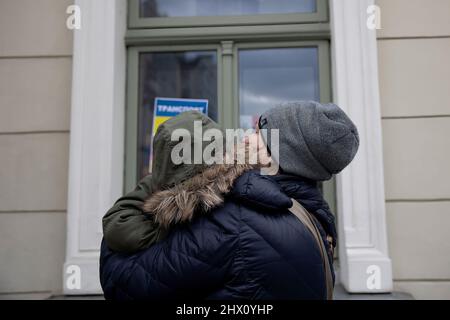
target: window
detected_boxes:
[137,50,218,178]
[239,46,320,129]
[129,0,328,28]
[125,0,335,213]
[139,0,317,17]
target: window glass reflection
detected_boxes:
[140,0,317,18]
[137,51,218,180]
[239,47,320,129]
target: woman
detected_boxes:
[100,101,359,300]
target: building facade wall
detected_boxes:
[0,0,73,296]
[376,0,450,299]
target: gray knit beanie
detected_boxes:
[259,101,359,181]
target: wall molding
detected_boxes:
[330,0,393,292]
[64,0,127,294]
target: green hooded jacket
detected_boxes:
[102,111,224,253]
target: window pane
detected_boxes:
[140,0,317,18]
[137,51,218,180]
[239,47,320,129]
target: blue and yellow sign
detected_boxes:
[152,97,209,135]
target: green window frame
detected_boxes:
[128,0,329,29]
[124,0,335,214]
[125,44,223,192]
[232,41,331,128]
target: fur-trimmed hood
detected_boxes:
[143,163,254,228]
[142,164,337,247]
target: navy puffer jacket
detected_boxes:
[100,170,335,300]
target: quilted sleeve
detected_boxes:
[102,175,166,253]
[100,216,238,300]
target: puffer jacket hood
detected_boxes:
[150,110,224,191]
[142,161,336,246]
[143,163,253,228]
